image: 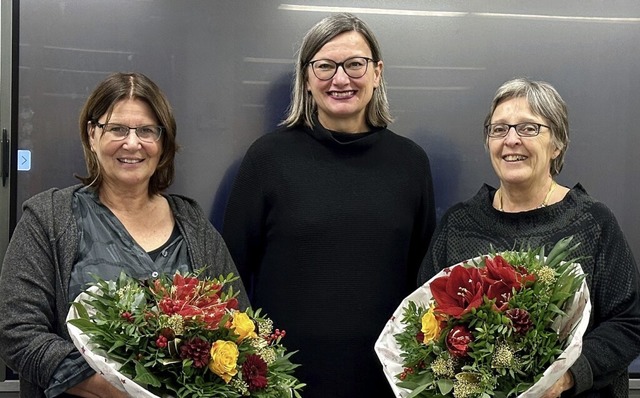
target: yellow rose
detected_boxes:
[421,306,441,344]
[209,340,239,383]
[231,312,258,342]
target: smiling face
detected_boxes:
[488,96,560,190]
[89,98,162,194]
[305,31,382,133]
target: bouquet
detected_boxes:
[375,237,591,398]
[67,271,305,398]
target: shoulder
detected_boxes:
[381,129,428,156]
[247,126,305,152]
[569,184,622,230]
[22,184,82,214]
[166,194,205,218]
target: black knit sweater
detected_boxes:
[418,184,640,397]
[223,122,436,398]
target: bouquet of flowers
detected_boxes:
[375,237,591,398]
[67,271,305,398]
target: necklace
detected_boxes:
[497,180,557,212]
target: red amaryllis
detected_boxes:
[446,325,473,358]
[431,265,484,317]
[481,255,526,310]
[242,354,268,391]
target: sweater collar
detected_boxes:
[306,113,385,148]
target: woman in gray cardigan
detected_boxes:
[0,72,248,398]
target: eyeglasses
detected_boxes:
[307,56,375,80]
[95,122,163,143]
[485,123,550,138]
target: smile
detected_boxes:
[329,90,356,98]
[118,158,143,164]
[503,155,527,162]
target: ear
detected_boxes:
[88,122,97,151]
[551,145,561,160]
[372,60,383,88]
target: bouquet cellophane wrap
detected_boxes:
[67,286,161,398]
[374,257,591,398]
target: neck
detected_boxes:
[317,113,368,134]
[497,180,556,212]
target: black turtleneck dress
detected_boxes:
[223,122,436,398]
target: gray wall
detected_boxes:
[2,0,640,391]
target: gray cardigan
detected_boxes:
[0,185,249,397]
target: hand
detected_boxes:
[541,371,574,398]
[66,373,130,398]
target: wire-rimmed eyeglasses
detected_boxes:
[307,56,375,81]
[485,123,550,138]
[95,122,163,143]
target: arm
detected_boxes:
[222,151,266,301]
[417,211,451,285]
[0,204,76,389]
[407,153,437,289]
[66,374,130,398]
[569,207,640,395]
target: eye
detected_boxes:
[106,124,128,135]
[491,124,508,134]
[345,58,366,69]
[314,60,335,71]
[139,126,156,135]
[518,124,538,134]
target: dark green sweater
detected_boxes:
[223,123,436,398]
[419,183,640,397]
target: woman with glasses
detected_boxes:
[418,77,640,398]
[223,13,436,398]
[0,72,248,398]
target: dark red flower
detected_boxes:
[446,325,473,358]
[431,265,484,318]
[242,354,268,391]
[179,337,211,369]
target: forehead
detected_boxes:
[314,31,372,59]
[106,98,157,122]
[491,97,541,121]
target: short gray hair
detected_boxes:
[484,77,569,176]
[281,13,393,128]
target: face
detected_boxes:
[306,31,382,132]
[488,97,560,189]
[89,98,162,192]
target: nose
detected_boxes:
[123,128,143,146]
[332,65,351,83]
[503,126,521,145]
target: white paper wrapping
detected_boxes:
[66,286,161,398]
[375,258,591,398]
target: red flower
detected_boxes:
[179,337,211,369]
[481,256,534,310]
[242,354,268,391]
[446,325,473,358]
[152,274,238,329]
[431,265,484,317]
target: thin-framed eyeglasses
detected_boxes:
[485,122,550,138]
[95,122,163,143]
[307,56,375,81]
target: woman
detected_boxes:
[418,78,640,397]
[0,72,248,397]
[223,13,436,398]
